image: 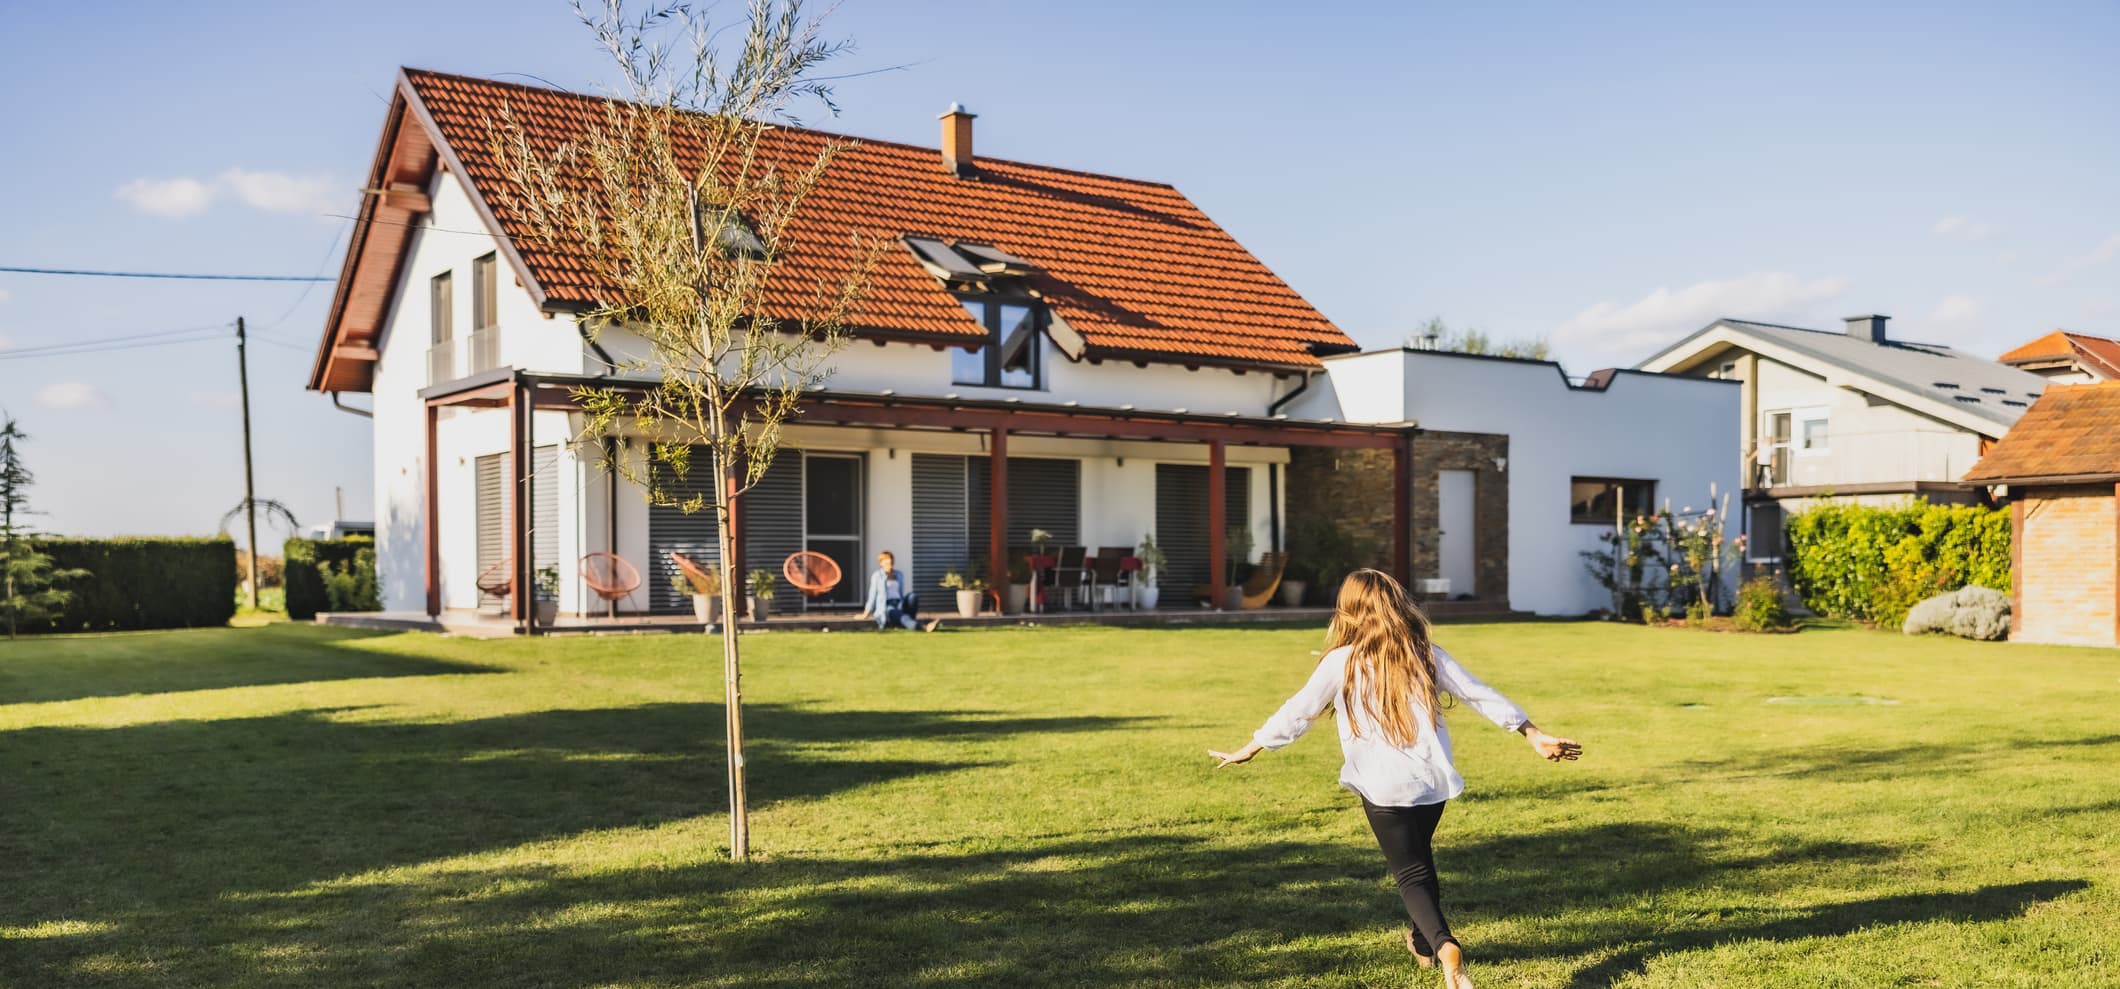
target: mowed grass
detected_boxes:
[1,620,2116,988]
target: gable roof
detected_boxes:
[310,68,1356,392]
[1636,318,2048,438]
[1963,382,2120,483]
[1999,329,2120,379]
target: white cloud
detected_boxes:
[1557,271,1851,362]
[1932,215,1994,241]
[1928,295,1983,325]
[35,382,109,410]
[0,288,11,303]
[218,168,340,215]
[114,176,214,218]
[2041,233,2120,286]
[189,390,241,410]
[112,169,340,219]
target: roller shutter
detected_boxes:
[1153,463,1250,593]
[911,454,970,598]
[647,449,721,612]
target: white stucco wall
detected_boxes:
[1750,359,1985,487]
[1302,350,1741,616]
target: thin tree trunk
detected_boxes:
[710,419,750,861]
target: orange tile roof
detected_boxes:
[392,68,1352,373]
[1963,381,2120,482]
[1999,330,2120,379]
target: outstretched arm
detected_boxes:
[1433,644,1582,762]
[1209,649,1346,769]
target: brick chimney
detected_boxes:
[939,102,975,177]
[1844,313,1889,344]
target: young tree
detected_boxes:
[0,417,86,638]
[488,0,883,860]
[1406,316,1552,361]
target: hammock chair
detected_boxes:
[783,551,842,598]
[580,552,641,618]
[475,559,514,602]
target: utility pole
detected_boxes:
[236,316,261,610]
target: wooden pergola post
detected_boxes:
[1208,439,1227,610]
[511,376,533,627]
[988,426,1010,599]
[423,401,441,617]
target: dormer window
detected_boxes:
[952,297,1044,389]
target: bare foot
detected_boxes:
[1437,942,1473,988]
[1404,929,1435,969]
[924,618,942,632]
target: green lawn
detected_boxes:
[2,620,2115,988]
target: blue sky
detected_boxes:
[1,1,2114,539]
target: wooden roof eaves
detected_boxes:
[308,87,408,392]
[397,68,555,314]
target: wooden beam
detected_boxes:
[511,379,532,626]
[989,427,1009,599]
[332,344,380,362]
[424,403,441,617]
[1208,440,1227,611]
[381,182,432,214]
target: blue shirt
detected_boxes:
[864,570,910,613]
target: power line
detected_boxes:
[256,220,353,332]
[0,331,228,362]
[0,265,333,283]
[0,321,230,358]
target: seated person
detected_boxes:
[859,551,939,632]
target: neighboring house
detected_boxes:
[1998,330,2120,383]
[309,68,1410,622]
[1962,383,2120,647]
[1286,351,1737,616]
[1638,315,2048,568]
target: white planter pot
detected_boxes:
[955,589,982,618]
[1136,585,1161,610]
[692,594,720,623]
[747,596,769,623]
[1280,581,1308,607]
[1007,583,1029,613]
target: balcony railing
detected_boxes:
[427,328,506,385]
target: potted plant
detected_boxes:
[678,564,722,624]
[1222,526,1253,610]
[1280,557,1315,607]
[940,570,985,618]
[745,568,775,623]
[1135,534,1166,610]
[1006,554,1032,613]
[1029,527,1052,558]
[532,565,561,625]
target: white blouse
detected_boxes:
[1251,643,1530,807]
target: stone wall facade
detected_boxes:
[2013,485,2116,647]
[1285,429,1509,605]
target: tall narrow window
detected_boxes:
[430,271,453,344]
[472,253,498,331]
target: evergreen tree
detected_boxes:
[0,417,86,638]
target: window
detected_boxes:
[1800,416,1829,453]
[429,271,453,345]
[1570,477,1657,525]
[951,297,1043,389]
[472,253,498,331]
[1761,411,1791,486]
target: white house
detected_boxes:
[1638,315,2047,565]
[1290,350,1739,615]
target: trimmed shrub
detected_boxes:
[1784,500,2010,629]
[1733,576,1794,632]
[284,537,381,620]
[35,537,237,632]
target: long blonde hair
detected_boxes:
[1325,569,1446,746]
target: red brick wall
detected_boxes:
[2014,485,2116,647]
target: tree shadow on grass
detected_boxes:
[0,700,1147,983]
[0,624,500,705]
[4,807,2088,987]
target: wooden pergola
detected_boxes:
[421,369,1418,626]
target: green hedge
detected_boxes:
[1783,500,2011,628]
[284,537,381,620]
[34,537,237,632]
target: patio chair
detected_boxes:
[580,552,641,618]
[475,558,514,608]
[1240,551,1288,610]
[1088,550,1127,610]
[784,551,843,598]
[1050,546,1091,610]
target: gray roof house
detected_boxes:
[1637,314,2049,563]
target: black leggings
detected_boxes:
[1360,798,1455,954]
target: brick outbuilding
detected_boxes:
[1963,382,2120,646]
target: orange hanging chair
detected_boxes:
[476,559,514,600]
[580,552,641,618]
[783,551,842,597]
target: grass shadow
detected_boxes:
[0,624,497,704]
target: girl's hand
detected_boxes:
[1208,743,1262,768]
[1520,724,1582,762]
